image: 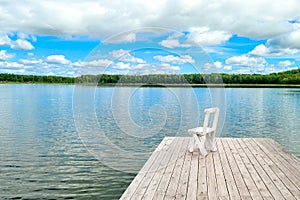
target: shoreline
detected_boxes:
[1,82,300,88]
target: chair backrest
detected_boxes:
[203,107,219,134]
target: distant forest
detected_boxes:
[1,68,300,85]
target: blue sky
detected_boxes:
[0,1,300,76]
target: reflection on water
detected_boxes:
[281,89,300,96]
[0,85,299,199]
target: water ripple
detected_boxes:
[0,85,299,199]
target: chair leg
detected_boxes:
[205,132,217,152]
[189,136,195,153]
[194,134,208,156]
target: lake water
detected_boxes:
[0,84,299,199]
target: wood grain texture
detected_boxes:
[120,137,300,200]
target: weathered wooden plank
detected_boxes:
[227,138,263,200]
[258,138,300,184]
[197,146,208,200]
[164,138,190,199]
[222,138,252,200]
[253,139,300,199]
[121,137,300,200]
[212,139,229,199]
[266,139,300,169]
[132,138,175,200]
[120,137,172,200]
[235,139,274,200]
[246,138,296,200]
[141,137,180,200]
[206,152,218,200]
[241,138,286,200]
[260,138,300,176]
[186,148,199,200]
[152,138,186,200]
[241,138,284,200]
[175,140,193,199]
[216,139,241,200]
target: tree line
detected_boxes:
[1,68,299,85]
[0,74,75,84]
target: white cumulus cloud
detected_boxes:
[226,55,267,67]
[0,50,14,61]
[1,0,297,39]
[159,27,231,48]
[159,34,190,48]
[132,63,180,75]
[0,33,34,50]
[203,61,233,71]
[18,58,43,65]
[249,44,270,56]
[0,33,11,46]
[46,55,70,65]
[223,65,232,71]
[105,33,136,44]
[153,55,195,64]
[10,39,34,50]
[110,49,145,63]
[278,60,294,67]
[267,30,300,49]
[186,27,232,46]
[213,61,223,69]
[225,55,271,73]
[0,61,26,74]
[112,62,131,70]
[249,44,299,57]
[159,37,181,48]
[249,25,300,57]
[74,59,113,67]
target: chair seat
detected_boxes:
[188,127,214,135]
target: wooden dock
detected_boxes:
[120,137,300,200]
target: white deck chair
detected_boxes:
[188,107,220,156]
